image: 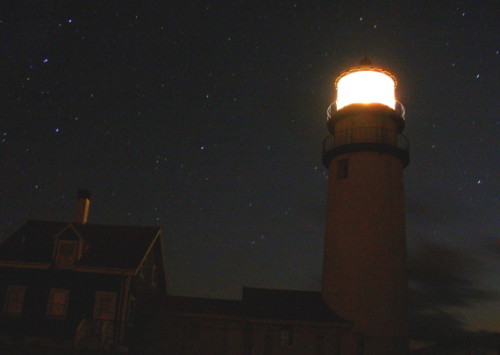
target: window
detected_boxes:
[127,296,136,324]
[56,241,77,269]
[4,285,26,314]
[336,159,349,179]
[93,291,117,320]
[280,328,294,347]
[47,288,69,318]
[151,264,158,287]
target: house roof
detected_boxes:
[141,288,349,326]
[242,287,349,324]
[160,295,242,317]
[0,219,161,272]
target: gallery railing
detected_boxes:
[323,127,409,153]
[322,126,410,168]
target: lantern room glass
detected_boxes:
[336,70,396,110]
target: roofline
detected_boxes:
[0,261,137,275]
[74,265,135,275]
[135,229,162,275]
[140,310,243,322]
[246,317,352,328]
[54,223,84,240]
[0,261,50,269]
[157,229,169,292]
[242,286,323,295]
[134,228,168,291]
[137,310,351,328]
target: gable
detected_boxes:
[55,226,81,241]
[135,234,168,291]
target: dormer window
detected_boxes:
[56,240,77,269]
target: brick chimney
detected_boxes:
[74,189,91,224]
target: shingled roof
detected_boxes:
[140,287,349,326]
[242,287,349,324]
[0,219,161,272]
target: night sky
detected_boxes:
[2,1,498,338]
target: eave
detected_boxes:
[0,261,50,269]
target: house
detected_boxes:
[0,190,352,354]
[132,287,351,354]
[0,191,167,353]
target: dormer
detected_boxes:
[52,190,91,269]
[52,225,87,269]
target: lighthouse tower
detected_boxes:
[321,58,409,354]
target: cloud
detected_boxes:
[410,310,468,339]
[408,240,498,339]
[408,241,490,309]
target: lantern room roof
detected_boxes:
[358,55,372,66]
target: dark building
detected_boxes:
[0,192,166,353]
[133,288,350,354]
[0,192,351,354]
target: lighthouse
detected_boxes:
[321,58,410,354]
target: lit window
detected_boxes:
[4,285,26,314]
[47,288,70,318]
[93,291,117,320]
[56,241,77,269]
[337,159,349,179]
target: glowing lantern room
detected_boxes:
[335,64,397,110]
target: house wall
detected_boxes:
[0,267,123,344]
[247,323,341,355]
[132,314,243,354]
[131,313,344,355]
